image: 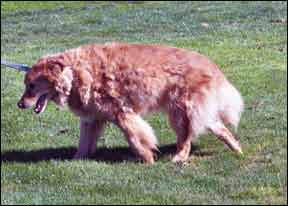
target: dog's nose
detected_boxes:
[17,101,26,109]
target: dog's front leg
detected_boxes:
[73,118,105,160]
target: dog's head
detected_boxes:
[17,56,73,114]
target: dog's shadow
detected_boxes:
[1,144,214,163]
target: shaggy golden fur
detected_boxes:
[18,42,244,164]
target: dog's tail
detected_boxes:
[187,78,244,137]
[217,80,244,130]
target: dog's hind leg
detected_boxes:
[168,103,193,162]
[209,122,242,154]
[117,112,158,164]
[74,118,105,159]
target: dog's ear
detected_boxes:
[46,57,66,77]
[54,66,74,96]
[74,62,93,106]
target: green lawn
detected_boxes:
[1,1,287,205]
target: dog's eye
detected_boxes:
[29,83,35,89]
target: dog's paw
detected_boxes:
[232,140,243,154]
[172,154,188,163]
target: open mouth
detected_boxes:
[34,94,48,114]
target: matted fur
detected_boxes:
[18,42,244,163]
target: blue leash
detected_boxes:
[1,60,31,72]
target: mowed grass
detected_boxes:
[1,1,287,205]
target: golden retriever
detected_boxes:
[17,42,244,164]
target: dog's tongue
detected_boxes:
[34,94,48,114]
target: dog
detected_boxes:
[17,42,244,164]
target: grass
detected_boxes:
[1,1,287,205]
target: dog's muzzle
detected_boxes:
[17,100,29,109]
